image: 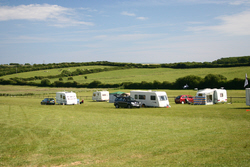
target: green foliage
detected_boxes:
[175,75,203,89]
[41,79,51,86]
[61,70,71,77]
[1,56,250,77]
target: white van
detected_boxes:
[92,91,109,102]
[56,92,77,105]
[130,90,170,107]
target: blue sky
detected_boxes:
[0,0,250,64]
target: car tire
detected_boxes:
[115,104,119,108]
[127,104,131,108]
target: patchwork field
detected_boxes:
[1,66,250,84]
[0,87,250,166]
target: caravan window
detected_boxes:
[134,95,138,99]
[60,95,62,98]
[150,95,156,100]
[159,95,167,101]
[220,93,223,97]
[63,96,65,99]
[139,95,146,100]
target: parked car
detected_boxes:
[114,96,141,108]
[175,95,193,104]
[41,98,55,105]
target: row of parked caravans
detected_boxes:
[92,90,170,107]
[54,89,229,106]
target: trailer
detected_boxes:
[92,91,109,102]
[56,91,77,105]
[194,88,227,105]
[130,90,170,107]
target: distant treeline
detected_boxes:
[1,55,250,77]
[0,74,245,90]
[6,67,126,82]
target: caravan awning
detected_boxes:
[109,91,125,95]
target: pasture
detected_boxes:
[0,87,250,166]
[1,66,250,84]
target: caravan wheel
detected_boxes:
[142,104,146,107]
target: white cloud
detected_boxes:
[0,4,94,27]
[188,10,250,36]
[229,0,250,5]
[121,11,148,20]
[121,11,136,16]
[136,17,148,20]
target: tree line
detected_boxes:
[1,55,250,77]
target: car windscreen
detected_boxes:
[176,96,181,99]
[127,97,135,101]
[159,95,167,101]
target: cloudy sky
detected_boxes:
[0,0,250,64]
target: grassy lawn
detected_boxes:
[1,93,250,166]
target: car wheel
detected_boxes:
[115,104,119,108]
[127,104,131,108]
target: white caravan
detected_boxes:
[92,91,109,102]
[56,91,77,105]
[194,88,227,105]
[130,90,170,107]
[246,88,250,106]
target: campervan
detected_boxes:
[130,90,170,107]
[246,88,250,106]
[92,91,109,102]
[56,91,77,105]
[194,88,227,105]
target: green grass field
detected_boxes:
[1,87,250,166]
[0,65,113,80]
[1,66,250,84]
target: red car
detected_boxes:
[175,95,194,104]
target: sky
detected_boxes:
[0,0,250,64]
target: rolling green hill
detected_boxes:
[1,66,250,84]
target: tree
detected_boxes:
[41,79,51,86]
[174,75,202,89]
[202,74,227,88]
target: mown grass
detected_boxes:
[1,95,250,166]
